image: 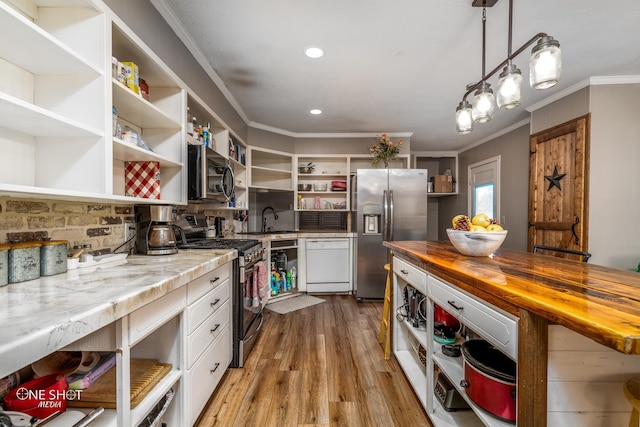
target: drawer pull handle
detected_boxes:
[210,298,221,307]
[400,269,409,275]
[210,324,221,333]
[447,300,463,311]
[210,276,220,285]
[210,362,220,373]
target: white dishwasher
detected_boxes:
[305,238,351,293]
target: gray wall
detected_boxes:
[445,83,640,268]
[247,128,410,156]
[531,87,589,133]
[439,125,531,251]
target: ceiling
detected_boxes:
[151,0,640,152]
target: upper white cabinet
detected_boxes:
[295,155,349,211]
[248,146,293,191]
[0,0,106,196]
[110,22,185,205]
[0,0,201,205]
[186,93,248,209]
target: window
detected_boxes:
[468,156,501,220]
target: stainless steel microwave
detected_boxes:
[188,144,235,201]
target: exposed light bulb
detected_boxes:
[455,101,474,134]
[530,36,561,89]
[471,83,495,123]
[497,63,523,110]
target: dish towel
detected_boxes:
[255,261,269,299]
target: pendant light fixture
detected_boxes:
[455,0,562,134]
[496,1,522,110]
[470,6,495,123]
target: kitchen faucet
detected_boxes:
[261,206,278,233]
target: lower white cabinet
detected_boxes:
[55,260,234,427]
[188,326,231,425]
[392,255,518,427]
[185,262,233,425]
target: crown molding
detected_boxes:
[249,121,413,139]
[526,75,640,113]
[458,118,530,154]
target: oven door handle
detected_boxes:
[244,311,264,343]
[243,265,257,275]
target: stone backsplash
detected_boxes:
[0,197,134,255]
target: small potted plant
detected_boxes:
[298,162,315,174]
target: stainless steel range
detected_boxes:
[175,213,266,368]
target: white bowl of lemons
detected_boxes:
[447,214,507,256]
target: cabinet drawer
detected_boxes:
[187,263,231,304]
[188,300,230,367]
[187,281,230,334]
[129,287,186,346]
[428,275,518,359]
[393,257,427,294]
[188,326,231,426]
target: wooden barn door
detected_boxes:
[528,115,590,254]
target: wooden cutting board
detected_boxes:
[67,358,171,409]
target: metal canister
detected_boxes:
[9,242,42,283]
[0,244,10,287]
[41,240,69,276]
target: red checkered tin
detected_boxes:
[125,161,160,199]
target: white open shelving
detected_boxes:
[393,255,519,427]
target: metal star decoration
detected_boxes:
[544,166,566,191]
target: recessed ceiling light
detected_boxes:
[310,109,322,115]
[305,47,324,59]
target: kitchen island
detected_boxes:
[385,240,640,427]
[0,249,237,426]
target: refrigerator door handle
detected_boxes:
[389,189,394,241]
[382,189,388,240]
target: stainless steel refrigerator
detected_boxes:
[353,169,428,300]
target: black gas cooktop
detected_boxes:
[178,238,260,253]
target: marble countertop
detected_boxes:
[0,249,236,377]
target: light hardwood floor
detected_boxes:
[195,295,433,427]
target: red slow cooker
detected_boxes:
[460,339,516,423]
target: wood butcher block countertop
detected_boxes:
[385,240,640,355]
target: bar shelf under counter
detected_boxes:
[385,240,640,427]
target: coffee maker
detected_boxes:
[135,205,178,255]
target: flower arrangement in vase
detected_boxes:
[370,133,403,167]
